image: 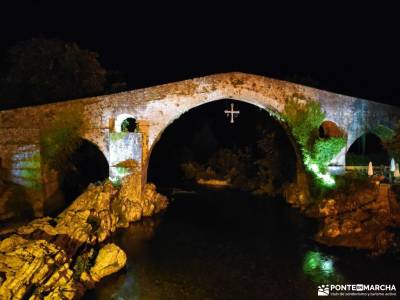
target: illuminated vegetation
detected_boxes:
[312,137,346,173]
[110,132,128,142]
[284,94,346,186]
[302,250,342,283]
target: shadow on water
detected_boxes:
[85,188,400,300]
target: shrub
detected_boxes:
[312,137,346,172]
[284,95,346,187]
[284,95,325,151]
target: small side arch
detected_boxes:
[346,131,390,165]
[319,120,346,138]
[114,113,137,132]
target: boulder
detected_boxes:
[319,199,337,217]
[89,243,127,282]
[0,178,168,299]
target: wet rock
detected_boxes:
[31,263,86,300]
[118,173,142,203]
[89,244,127,282]
[284,182,310,210]
[0,238,69,299]
[0,178,168,299]
[341,218,362,234]
[319,199,337,217]
[142,183,168,216]
[322,217,340,238]
[373,231,395,255]
[315,183,398,254]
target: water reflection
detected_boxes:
[85,189,399,300]
[109,274,136,300]
[303,250,343,284]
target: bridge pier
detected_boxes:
[108,120,150,201]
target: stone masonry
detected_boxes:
[1,72,399,217]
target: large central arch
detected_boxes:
[144,96,306,189]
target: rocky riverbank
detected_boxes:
[284,173,400,255]
[0,175,168,299]
[308,180,400,255]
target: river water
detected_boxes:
[85,188,400,300]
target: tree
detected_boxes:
[0,38,108,108]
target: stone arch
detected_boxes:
[318,120,347,167]
[115,113,137,132]
[319,120,346,138]
[148,98,286,155]
[144,97,306,187]
[121,117,137,132]
[346,131,390,165]
[347,131,386,153]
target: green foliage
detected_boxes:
[284,95,325,151]
[311,168,374,201]
[40,108,84,171]
[312,137,346,172]
[110,132,128,142]
[284,94,345,187]
[121,119,130,132]
[324,172,373,200]
[121,118,137,132]
[110,177,123,188]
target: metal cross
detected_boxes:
[224,103,240,123]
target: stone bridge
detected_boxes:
[1,72,399,216]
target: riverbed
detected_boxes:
[84,188,400,299]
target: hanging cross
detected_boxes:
[224,103,240,123]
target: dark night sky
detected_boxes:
[1,1,399,105]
